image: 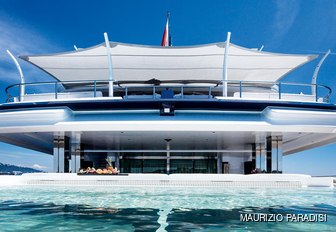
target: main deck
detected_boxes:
[1,82,336,175]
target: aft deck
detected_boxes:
[4,80,331,104]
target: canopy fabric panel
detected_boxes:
[20,42,317,83]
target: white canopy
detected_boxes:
[20,42,317,84]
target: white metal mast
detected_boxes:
[222,32,231,97]
[6,50,25,101]
[104,32,114,97]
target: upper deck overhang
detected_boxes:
[1,97,335,112]
[0,99,336,155]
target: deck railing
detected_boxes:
[5,80,332,103]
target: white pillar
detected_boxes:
[217,153,222,173]
[71,132,81,173]
[165,139,171,174]
[104,32,114,97]
[255,142,266,172]
[312,50,330,95]
[267,136,283,173]
[222,32,231,97]
[53,133,65,173]
[6,50,25,101]
[116,153,120,170]
[53,139,59,173]
[276,137,283,173]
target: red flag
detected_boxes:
[161,13,171,46]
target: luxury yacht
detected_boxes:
[1,35,335,179]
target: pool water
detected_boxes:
[0,186,335,231]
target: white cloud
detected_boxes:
[271,0,300,45]
[32,164,48,170]
[0,153,21,159]
[0,12,59,54]
[0,12,62,85]
[0,13,64,101]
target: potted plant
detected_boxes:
[105,157,114,171]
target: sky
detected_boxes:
[0,0,335,174]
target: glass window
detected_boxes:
[143,160,166,173]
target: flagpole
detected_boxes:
[167,12,170,41]
[167,12,171,46]
[161,12,171,47]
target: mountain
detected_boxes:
[0,162,44,175]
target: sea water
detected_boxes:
[0,186,335,231]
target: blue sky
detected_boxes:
[0,0,335,174]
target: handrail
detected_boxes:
[4,79,332,103]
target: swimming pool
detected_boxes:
[0,186,335,231]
